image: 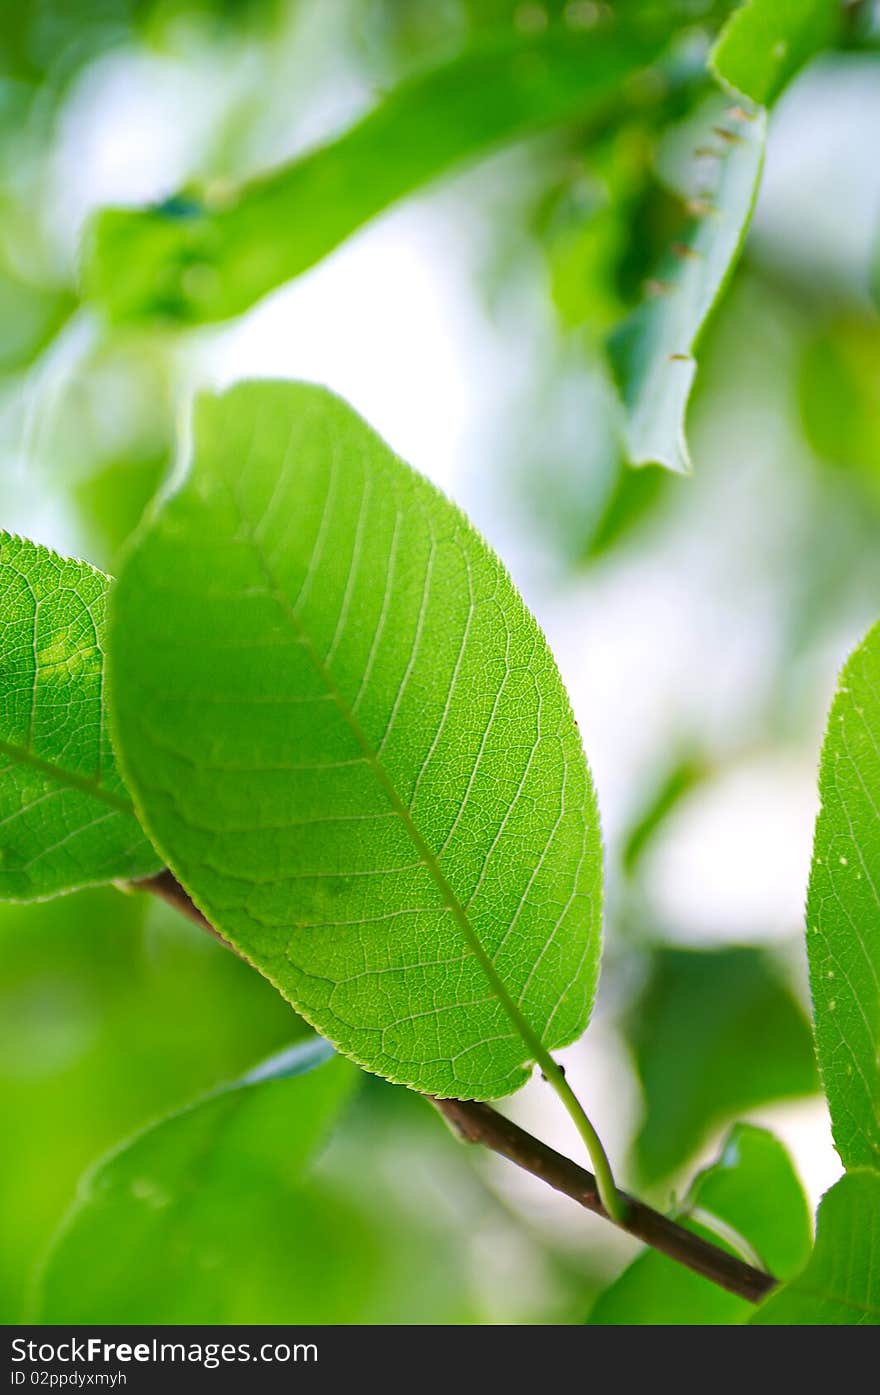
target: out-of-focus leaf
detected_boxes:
[511,367,673,569]
[110,381,603,1100]
[0,885,303,1320]
[73,455,167,570]
[0,0,278,86]
[535,117,710,339]
[35,1038,364,1322]
[586,458,672,560]
[36,1037,482,1323]
[545,194,628,333]
[0,271,72,374]
[0,534,160,900]
[621,753,706,876]
[84,19,666,324]
[807,623,880,1171]
[533,125,653,335]
[711,0,838,107]
[589,1123,810,1324]
[750,1172,880,1325]
[608,98,766,473]
[799,316,880,501]
[29,333,174,488]
[631,946,818,1183]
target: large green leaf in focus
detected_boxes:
[0,534,160,900]
[35,1039,363,1322]
[608,98,765,473]
[711,0,839,107]
[807,623,880,1171]
[83,19,665,324]
[589,1123,810,1324]
[631,947,818,1183]
[110,381,603,1100]
[751,1171,880,1325]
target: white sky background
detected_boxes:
[15,23,880,1237]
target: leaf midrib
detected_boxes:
[0,735,134,815]
[224,477,551,1068]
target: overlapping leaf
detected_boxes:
[751,1171,880,1325]
[0,534,159,900]
[35,1038,362,1322]
[109,381,603,1100]
[711,0,839,106]
[807,623,880,1171]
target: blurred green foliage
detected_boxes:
[1,0,879,1328]
[36,1040,362,1322]
[0,887,301,1319]
[35,1041,492,1323]
[799,314,880,506]
[84,17,665,323]
[629,947,818,1184]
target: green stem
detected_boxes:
[449,938,624,1223]
[539,1054,626,1224]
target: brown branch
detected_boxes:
[139,869,239,951]
[133,870,778,1307]
[432,1098,776,1304]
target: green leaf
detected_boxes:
[109,381,603,1100]
[750,1171,880,1325]
[620,752,707,877]
[585,462,672,561]
[630,947,818,1183]
[798,315,880,496]
[73,455,168,571]
[0,882,312,1320]
[0,534,160,901]
[35,1038,362,1323]
[608,99,765,473]
[0,270,73,375]
[589,1123,810,1324]
[711,0,839,107]
[84,19,665,324]
[807,623,880,1171]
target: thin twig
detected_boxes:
[432,1098,776,1304]
[133,870,778,1306]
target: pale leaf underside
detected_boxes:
[608,98,766,474]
